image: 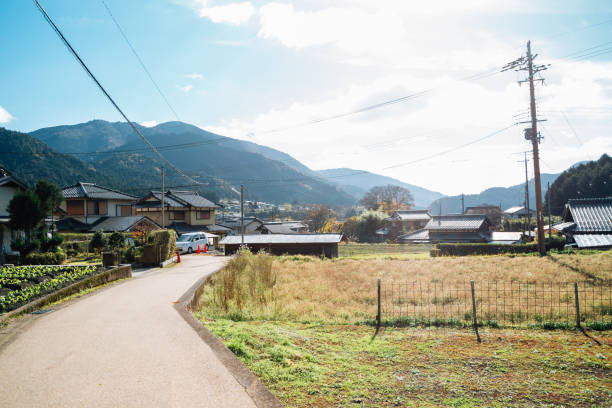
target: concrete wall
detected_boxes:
[0,186,18,217]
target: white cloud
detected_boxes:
[177,84,193,93]
[140,120,158,127]
[0,105,13,124]
[195,0,255,25]
[185,73,203,80]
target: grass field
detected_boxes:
[196,250,612,407]
[201,320,611,407]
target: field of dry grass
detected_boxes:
[197,251,612,407]
[199,250,612,325]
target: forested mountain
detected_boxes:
[545,154,612,215]
[316,168,445,209]
[427,172,561,214]
[8,121,355,205]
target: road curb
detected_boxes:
[173,267,283,408]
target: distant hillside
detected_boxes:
[546,154,612,215]
[427,172,561,214]
[0,127,110,188]
[25,120,355,205]
[316,168,445,209]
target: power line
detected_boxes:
[32,0,201,185]
[101,0,181,121]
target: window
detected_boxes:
[171,211,185,221]
[196,210,211,220]
[87,200,108,215]
[67,200,84,215]
[117,205,132,216]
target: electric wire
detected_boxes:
[33,0,201,185]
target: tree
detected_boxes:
[307,204,335,232]
[108,232,125,252]
[340,211,387,242]
[359,185,414,213]
[7,189,44,241]
[89,231,107,255]
[35,180,64,232]
[545,154,612,215]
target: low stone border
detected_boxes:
[174,271,283,408]
[0,264,132,323]
[159,256,177,268]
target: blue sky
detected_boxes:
[1,0,612,195]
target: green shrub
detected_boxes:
[89,231,107,254]
[435,243,538,256]
[121,246,137,263]
[108,232,125,252]
[23,252,67,265]
[149,229,176,262]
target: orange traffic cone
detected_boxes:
[176,250,181,263]
[203,244,207,253]
[197,245,201,254]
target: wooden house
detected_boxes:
[0,167,27,261]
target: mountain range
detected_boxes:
[3,120,443,206]
[427,172,561,214]
[2,120,579,210]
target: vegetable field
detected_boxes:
[0,265,98,313]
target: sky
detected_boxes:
[1,0,612,196]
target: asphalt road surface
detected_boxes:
[0,256,258,408]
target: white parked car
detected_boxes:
[176,232,210,254]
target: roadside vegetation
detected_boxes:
[196,250,612,407]
[0,265,98,313]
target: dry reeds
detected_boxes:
[200,251,612,325]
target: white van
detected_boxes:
[176,232,209,254]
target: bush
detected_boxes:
[121,246,137,263]
[89,231,107,254]
[23,252,67,265]
[108,232,125,252]
[11,238,41,259]
[435,243,538,256]
[149,229,177,262]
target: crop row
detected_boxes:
[0,265,97,313]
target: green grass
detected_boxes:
[201,318,612,407]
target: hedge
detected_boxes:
[23,252,67,265]
[150,229,176,262]
[432,238,565,257]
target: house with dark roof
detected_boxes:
[465,205,503,226]
[390,210,431,231]
[60,182,137,225]
[134,190,229,235]
[218,217,264,235]
[0,167,27,260]
[256,221,308,234]
[561,197,612,249]
[88,216,160,233]
[220,233,342,258]
[400,214,493,244]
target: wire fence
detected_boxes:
[378,280,612,329]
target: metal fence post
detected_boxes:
[470,281,481,343]
[377,278,381,328]
[574,282,581,328]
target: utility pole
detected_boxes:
[547,181,552,243]
[240,184,244,245]
[523,152,530,235]
[461,194,465,214]
[503,41,549,255]
[161,167,165,228]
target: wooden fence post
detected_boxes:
[470,281,481,343]
[574,282,581,328]
[377,278,381,328]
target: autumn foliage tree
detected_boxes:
[359,185,414,214]
[306,204,335,232]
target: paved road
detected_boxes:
[0,256,258,408]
